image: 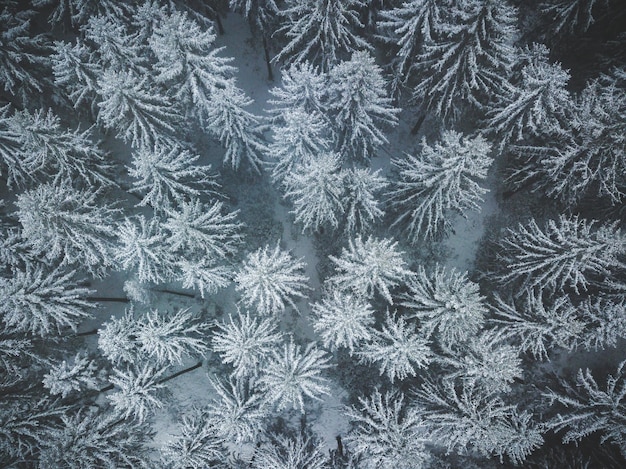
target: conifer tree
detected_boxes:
[342,168,387,234]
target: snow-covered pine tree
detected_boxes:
[267,61,328,118]
[207,376,267,443]
[328,236,412,304]
[544,361,626,451]
[258,338,331,412]
[84,15,144,72]
[251,433,327,469]
[377,0,442,96]
[489,292,584,360]
[359,312,432,382]
[128,143,217,208]
[388,130,493,241]
[211,310,283,378]
[283,152,345,232]
[274,0,371,72]
[414,0,518,121]
[0,105,29,187]
[540,0,608,37]
[415,378,544,464]
[35,0,132,29]
[42,352,100,398]
[401,265,488,350]
[235,242,310,316]
[579,296,626,351]
[38,409,152,469]
[163,198,242,259]
[204,82,267,172]
[98,309,138,365]
[345,390,430,469]
[52,39,101,112]
[0,264,94,336]
[6,107,113,186]
[177,259,231,299]
[114,215,176,284]
[497,215,626,294]
[0,8,51,106]
[328,51,399,162]
[107,364,167,423]
[16,182,118,275]
[160,407,225,469]
[96,69,181,149]
[149,9,235,118]
[484,43,574,147]
[267,107,331,184]
[342,168,387,234]
[311,290,375,354]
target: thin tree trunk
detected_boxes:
[411,113,426,135]
[75,328,98,337]
[263,35,274,81]
[158,361,203,384]
[86,297,130,303]
[215,14,225,35]
[336,435,343,457]
[153,288,196,299]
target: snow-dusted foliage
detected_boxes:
[274,0,371,72]
[0,105,29,187]
[267,108,331,184]
[235,242,310,316]
[328,236,412,304]
[388,131,493,241]
[98,308,210,367]
[485,44,573,147]
[258,338,331,411]
[163,199,241,259]
[414,0,518,120]
[96,69,180,149]
[328,51,399,161]
[16,183,118,275]
[84,15,143,71]
[579,297,626,351]
[5,107,112,186]
[377,0,442,95]
[204,83,267,172]
[540,0,607,36]
[128,143,216,208]
[107,364,167,423]
[0,8,50,105]
[0,265,93,336]
[416,379,543,464]
[51,40,101,110]
[42,352,100,398]
[359,312,432,382]
[38,409,151,469]
[401,265,487,349]
[497,215,626,294]
[230,0,279,32]
[177,259,231,298]
[114,215,175,284]
[268,61,328,117]
[345,390,430,469]
[149,10,235,115]
[207,376,267,443]
[161,407,225,469]
[211,310,282,378]
[441,330,523,394]
[544,361,626,449]
[283,152,344,232]
[37,0,131,28]
[251,433,327,469]
[311,290,375,354]
[342,168,387,234]
[490,292,584,360]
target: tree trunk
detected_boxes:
[263,35,274,82]
[215,14,225,35]
[76,328,98,337]
[411,113,426,135]
[153,288,196,299]
[86,297,130,303]
[336,435,343,457]
[157,361,203,385]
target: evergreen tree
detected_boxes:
[35,0,132,28]
[540,0,609,37]
[342,168,387,234]
[274,0,371,72]
[235,242,310,316]
[345,390,430,469]
[177,259,231,299]
[42,352,101,398]
[328,236,412,304]
[401,265,487,350]
[0,104,29,187]
[52,39,101,111]
[84,15,144,72]
[16,182,118,275]
[414,0,518,121]
[267,61,328,118]
[107,364,167,423]
[388,130,493,241]
[251,432,327,469]
[328,51,399,162]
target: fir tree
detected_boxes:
[16,182,118,275]
[36,0,132,28]
[283,152,345,232]
[345,390,430,469]
[579,296,626,351]
[274,0,371,72]
[328,236,412,304]
[388,130,493,241]
[328,51,399,162]
[258,338,331,412]
[359,312,432,382]
[540,0,608,37]
[84,15,144,72]
[177,259,231,299]
[42,352,100,398]
[107,364,167,423]
[401,265,487,350]
[235,242,310,316]
[342,168,387,234]
[267,61,328,117]
[0,105,29,187]
[52,39,101,111]
[251,432,327,469]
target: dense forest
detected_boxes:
[0,0,625,467]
